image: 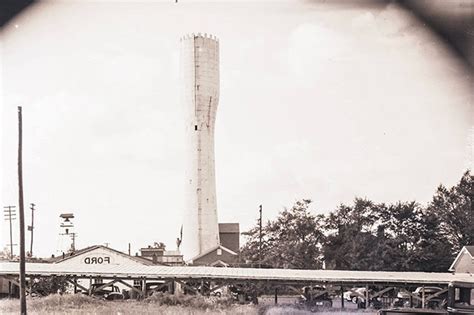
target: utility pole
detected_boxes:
[17,106,27,314]
[3,206,16,259]
[28,203,35,256]
[259,204,262,268]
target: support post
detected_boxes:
[174,280,182,295]
[274,287,278,305]
[88,277,93,296]
[365,284,369,309]
[170,280,175,294]
[341,286,345,309]
[421,286,425,309]
[142,278,147,298]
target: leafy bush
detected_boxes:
[31,276,69,296]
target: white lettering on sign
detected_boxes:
[84,256,111,264]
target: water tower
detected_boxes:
[180,33,220,260]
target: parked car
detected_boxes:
[343,287,389,309]
[392,288,413,307]
[298,286,333,309]
[229,285,257,304]
[146,281,169,296]
[210,288,223,297]
[412,286,447,309]
[86,283,124,300]
[344,287,367,303]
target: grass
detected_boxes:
[0,294,378,314]
[0,294,257,315]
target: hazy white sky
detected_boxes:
[1,0,472,257]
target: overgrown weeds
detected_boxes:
[144,292,234,309]
[0,293,257,314]
[0,293,105,313]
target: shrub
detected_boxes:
[31,276,69,296]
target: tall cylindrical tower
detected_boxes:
[181,33,220,260]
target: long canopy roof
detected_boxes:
[1,262,473,285]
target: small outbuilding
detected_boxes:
[449,245,474,273]
[187,223,240,266]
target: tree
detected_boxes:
[374,201,423,271]
[241,199,325,269]
[427,170,473,253]
[323,198,378,270]
[412,211,454,272]
[324,199,434,271]
[241,170,471,273]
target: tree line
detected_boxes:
[240,170,473,272]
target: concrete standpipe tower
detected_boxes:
[181,33,220,260]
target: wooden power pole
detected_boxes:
[17,106,27,314]
[3,206,16,259]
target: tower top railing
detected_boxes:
[180,33,219,42]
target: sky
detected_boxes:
[1,0,472,258]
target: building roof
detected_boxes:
[55,245,166,266]
[449,245,474,272]
[218,223,239,233]
[465,246,474,256]
[0,262,473,286]
[189,244,238,263]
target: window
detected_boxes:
[217,248,222,256]
[194,125,198,131]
